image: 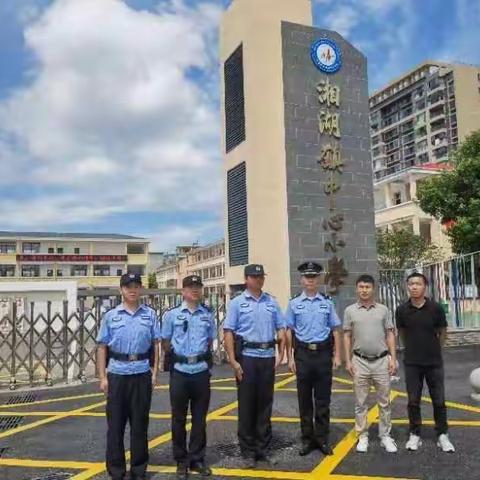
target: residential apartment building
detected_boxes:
[370,61,480,250]
[156,241,226,296]
[0,232,149,289]
[186,240,226,296]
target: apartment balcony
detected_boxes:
[429,108,445,122]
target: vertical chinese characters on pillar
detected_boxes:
[316,78,348,294]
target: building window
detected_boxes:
[117,269,123,276]
[127,244,146,254]
[71,265,88,277]
[393,192,402,205]
[47,269,54,277]
[127,265,145,276]
[74,247,80,254]
[22,265,40,277]
[224,44,246,153]
[48,247,54,254]
[57,270,63,277]
[57,247,64,254]
[0,243,16,254]
[227,162,248,266]
[94,265,111,276]
[0,265,15,277]
[22,242,40,254]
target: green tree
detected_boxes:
[417,130,480,253]
[376,228,443,270]
[147,272,158,289]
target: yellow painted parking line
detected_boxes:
[0,458,100,469]
[0,399,106,440]
[310,392,400,479]
[329,475,418,480]
[69,375,297,480]
[392,390,480,414]
[148,464,309,479]
[277,387,354,393]
[332,376,354,385]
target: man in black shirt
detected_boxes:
[395,272,454,453]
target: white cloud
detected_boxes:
[142,220,222,252]
[324,6,357,37]
[0,0,223,229]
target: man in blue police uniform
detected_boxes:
[96,273,161,480]
[162,275,216,479]
[224,264,286,468]
[286,261,342,456]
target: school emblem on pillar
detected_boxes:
[311,38,342,74]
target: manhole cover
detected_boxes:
[6,393,36,404]
[0,416,23,431]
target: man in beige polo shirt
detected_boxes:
[343,274,398,453]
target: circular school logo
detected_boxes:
[311,38,342,73]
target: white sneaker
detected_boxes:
[437,434,455,453]
[406,433,422,451]
[356,435,369,453]
[380,435,398,453]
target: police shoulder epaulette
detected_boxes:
[322,293,332,300]
[201,303,213,312]
[264,292,276,299]
[163,305,178,313]
[290,292,301,300]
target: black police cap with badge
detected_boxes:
[244,264,266,276]
[182,275,203,288]
[120,272,142,287]
[298,261,323,277]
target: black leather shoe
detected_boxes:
[299,442,316,456]
[176,463,188,480]
[189,461,212,477]
[318,442,334,455]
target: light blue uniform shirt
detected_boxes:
[96,303,161,375]
[285,291,341,343]
[161,302,216,375]
[223,290,286,358]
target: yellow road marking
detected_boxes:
[329,476,418,480]
[68,374,297,480]
[0,458,100,469]
[0,399,106,440]
[277,387,354,393]
[310,392,400,478]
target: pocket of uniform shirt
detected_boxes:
[110,317,126,329]
[139,317,151,328]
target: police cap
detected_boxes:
[298,261,323,276]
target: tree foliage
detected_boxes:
[147,272,158,289]
[377,228,443,270]
[417,130,480,253]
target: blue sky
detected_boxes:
[0,0,478,251]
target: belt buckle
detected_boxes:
[260,343,269,349]
[128,354,138,361]
[187,356,197,365]
[308,343,317,351]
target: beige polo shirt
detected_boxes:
[343,302,394,356]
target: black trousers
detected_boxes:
[169,369,211,465]
[106,371,152,480]
[237,356,275,459]
[404,364,448,436]
[294,345,333,444]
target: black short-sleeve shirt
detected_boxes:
[395,298,448,366]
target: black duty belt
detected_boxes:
[243,341,276,350]
[296,338,332,352]
[354,350,388,361]
[173,352,210,365]
[109,351,150,362]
